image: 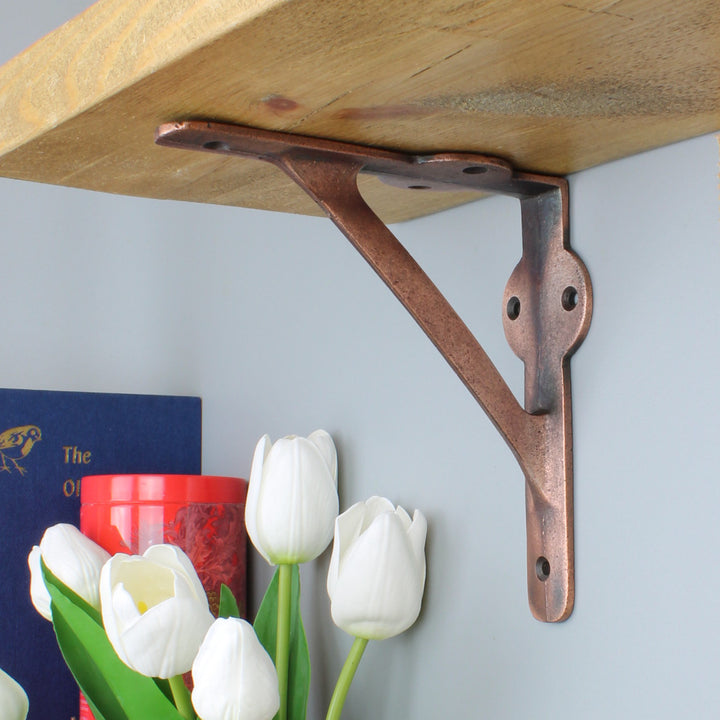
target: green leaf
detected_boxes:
[218,583,241,619]
[289,603,310,720]
[253,566,311,720]
[84,692,110,720]
[253,570,279,664]
[43,571,186,720]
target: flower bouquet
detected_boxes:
[10,430,427,720]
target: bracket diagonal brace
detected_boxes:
[156,121,593,622]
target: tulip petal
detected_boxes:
[116,596,213,678]
[192,618,280,720]
[112,582,143,629]
[407,510,428,571]
[0,668,29,720]
[100,546,214,678]
[328,500,427,640]
[143,544,207,602]
[333,514,420,638]
[100,555,126,662]
[361,496,395,529]
[246,434,273,565]
[105,582,143,667]
[110,556,176,614]
[100,562,146,669]
[31,524,110,616]
[327,501,367,598]
[393,504,412,530]
[245,431,340,566]
[254,436,338,564]
[307,429,338,481]
[28,545,52,621]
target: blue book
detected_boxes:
[0,388,202,720]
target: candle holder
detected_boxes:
[79,474,248,720]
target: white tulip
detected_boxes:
[100,544,214,678]
[27,523,110,621]
[245,430,338,565]
[327,496,427,640]
[191,617,280,720]
[0,668,29,720]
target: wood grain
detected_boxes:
[0,0,718,222]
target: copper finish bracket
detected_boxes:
[156,121,593,622]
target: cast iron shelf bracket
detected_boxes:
[156,121,593,622]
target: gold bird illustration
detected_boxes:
[0,425,41,475]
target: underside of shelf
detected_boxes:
[0,0,718,222]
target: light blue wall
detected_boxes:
[2,4,720,719]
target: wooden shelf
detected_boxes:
[0,0,718,223]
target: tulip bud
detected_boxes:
[245,430,339,565]
[0,668,29,720]
[100,544,214,678]
[191,617,280,720]
[327,496,427,640]
[27,523,110,621]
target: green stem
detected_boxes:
[325,637,369,720]
[168,675,196,720]
[276,564,293,720]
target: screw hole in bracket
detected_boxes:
[562,286,579,311]
[506,296,521,320]
[408,185,432,190]
[203,140,231,152]
[536,556,551,581]
[463,166,489,175]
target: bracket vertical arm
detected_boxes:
[155,121,593,622]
